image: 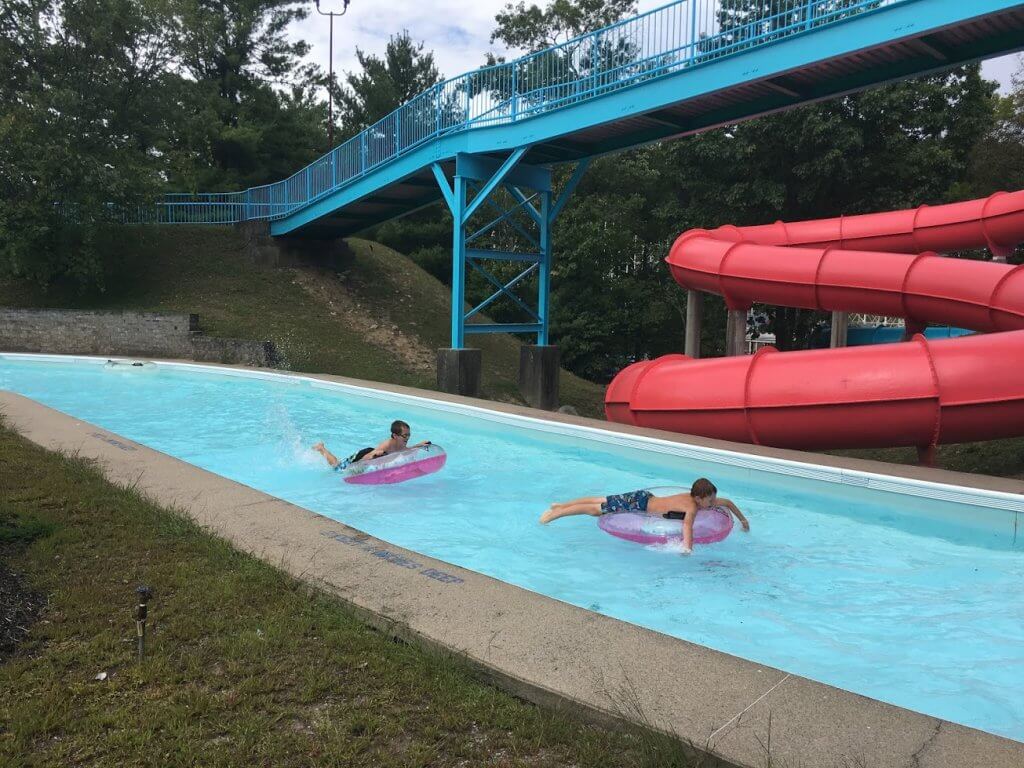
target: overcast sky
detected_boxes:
[294,0,1021,94]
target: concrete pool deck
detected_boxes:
[2,360,1023,768]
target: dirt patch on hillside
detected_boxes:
[290,268,436,377]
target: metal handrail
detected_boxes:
[143,0,906,226]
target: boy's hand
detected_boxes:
[741,520,750,532]
[680,546,692,556]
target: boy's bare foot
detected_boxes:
[539,508,557,524]
[312,442,325,453]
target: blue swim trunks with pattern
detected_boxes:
[334,446,374,471]
[600,489,653,514]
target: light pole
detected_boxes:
[315,0,350,150]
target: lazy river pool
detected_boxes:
[2,353,1022,741]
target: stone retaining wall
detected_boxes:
[0,308,277,367]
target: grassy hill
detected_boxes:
[1,224,1022,479]
[0,226,606,416]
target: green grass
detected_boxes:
[0,227,606,416]
[0,425,718,768]
[0,517,54,547]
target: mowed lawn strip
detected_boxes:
[0,424,710,768]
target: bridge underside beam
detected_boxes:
[583,28,1024,159]
[295,190,445,238]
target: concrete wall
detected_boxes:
[191,336,278,367]
[0,308,277,367]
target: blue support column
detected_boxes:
[451,174,468,349]
[537,189,552,346]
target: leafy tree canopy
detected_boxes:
[0,0,330,287]
[968,58,1024,200]
[491,0,637,51]
[163,0,326,190]
[0,0,171,288]
[335,31,442,142]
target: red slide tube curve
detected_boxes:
[605,191,1024,451]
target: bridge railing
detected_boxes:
[149,0,903,226]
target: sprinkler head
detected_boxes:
[135,586,151,623]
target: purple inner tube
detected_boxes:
[598,506,734,546]
[342,444,447,485]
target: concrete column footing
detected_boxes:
[437,348,482,398]
[518,345,560,411]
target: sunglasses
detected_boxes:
[393,431,411,439]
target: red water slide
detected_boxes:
[605,191,1024,455]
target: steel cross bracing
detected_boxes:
[432,152,589,348]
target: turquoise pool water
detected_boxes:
[2,355,1023,741]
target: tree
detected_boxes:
[172,0,312,107]
[335,31,442,142]
[491,0,637,51]
[164,0,327,190]
[0,0,332,288]
[968,57,1024,199]
[0,0,171,288]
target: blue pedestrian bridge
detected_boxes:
[145,0,1024,348]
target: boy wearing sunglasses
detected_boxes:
[313,420,431,471]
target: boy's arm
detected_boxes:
[367,439,390,459]
[720,498,750,531]
[681,510,694,555]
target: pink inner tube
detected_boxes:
[342,444,447,485]
[598,506,734,546]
